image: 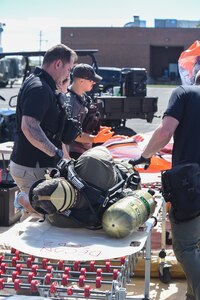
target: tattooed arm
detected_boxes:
[21,115,57,157]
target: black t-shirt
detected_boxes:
[11,67,62,167]
[163,85,200,166]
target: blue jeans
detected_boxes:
[170,210,200,300]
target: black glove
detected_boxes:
[129,156,151,170]
[54,148,63,162]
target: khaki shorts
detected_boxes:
[9,160,51,194]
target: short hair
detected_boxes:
[195,70,200,85]
[42,44,77,66]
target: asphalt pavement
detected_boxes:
[0,81,177,134]
[126,85,176,133]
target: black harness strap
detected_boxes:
[57,159,126,229]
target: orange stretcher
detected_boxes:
[103,132,172,173]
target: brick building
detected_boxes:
[61,27,200,82]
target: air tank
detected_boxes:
[102,189,156,238]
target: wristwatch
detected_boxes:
[54,148,63,161]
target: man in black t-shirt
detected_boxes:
[10,44,77,216]
[129,70,200,300]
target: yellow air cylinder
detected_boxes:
[102,189,156,238]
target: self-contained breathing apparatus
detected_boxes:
[55,92,82,144]
[81,96,101,134]
[66,87,101,136]
[29,146,142,230]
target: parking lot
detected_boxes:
[126,85,175,133]
[0,83,176,134]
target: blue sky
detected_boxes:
[1,0,200,52]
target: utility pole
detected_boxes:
[39,30,42,51]
[38,30,48,65]
[0,22,6,53]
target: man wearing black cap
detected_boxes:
[66,63,114,159]
[73,63,102,82]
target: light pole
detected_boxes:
[0,22,6,53]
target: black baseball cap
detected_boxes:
[73,63,102,83]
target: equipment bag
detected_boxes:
[161,162,200,221]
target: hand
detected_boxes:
[132,134,144,143]
[129,156,151,170]
[93,128,114,143]
[99,126,112,132]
